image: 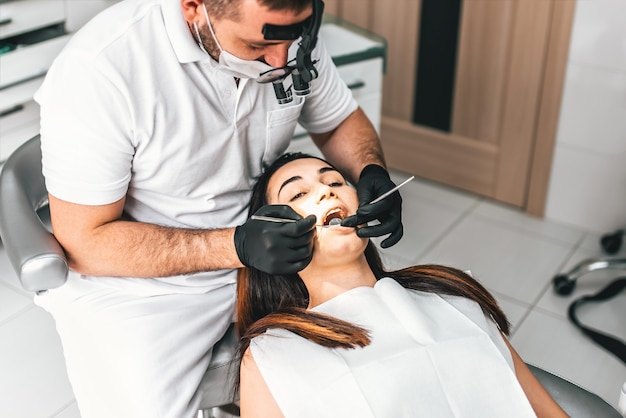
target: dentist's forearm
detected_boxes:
[66,221,243,277]
[48,193,244,278]
[311,107,386,183]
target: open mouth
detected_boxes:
[322,208,345,226]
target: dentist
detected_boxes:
[35,0,402,417]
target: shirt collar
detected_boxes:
[161,0,208,63]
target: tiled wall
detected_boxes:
[545,0,626,233]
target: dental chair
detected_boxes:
[0,135,239,418]
[1,136,622,418]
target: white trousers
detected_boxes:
[35,277,236,418]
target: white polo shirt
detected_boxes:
[36,0,357,295]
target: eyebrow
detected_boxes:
[277,166,340,198]
[245,39,288,48]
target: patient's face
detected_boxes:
[266,157,367,259]
[266,157,358,223]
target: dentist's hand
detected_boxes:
[234,205,317,275]
[341,164,403,248]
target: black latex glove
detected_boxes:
[341,164,403,248]
[234,205,317,275]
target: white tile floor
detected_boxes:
[1,171,625,417]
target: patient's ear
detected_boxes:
[180,0,204,24]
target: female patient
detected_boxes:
[236,153,567,418]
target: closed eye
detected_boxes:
[290,191,307,201]
[247,44,264,52]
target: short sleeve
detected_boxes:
[36,50,134,205]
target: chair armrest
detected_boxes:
[527,363,622,417]
[0,136,68,293]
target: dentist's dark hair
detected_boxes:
[205,0,313,21]
[236,153,511,357]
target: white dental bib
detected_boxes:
[249,278,536,417]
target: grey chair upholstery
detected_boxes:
[198,323,240,416]
[528,364,622,417]
[0,135,67,293]
[0,136,240,417]
[2,136,622,417]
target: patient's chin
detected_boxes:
[313,232,368,263]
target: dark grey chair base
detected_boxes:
[553,256,626,296]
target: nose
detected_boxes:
[316,184,336,203]
[263,43,290,68]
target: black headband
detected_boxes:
[262,15,312,40]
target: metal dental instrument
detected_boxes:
[368,176,415,204]
[250,215,336,228]
[250,215,296,223]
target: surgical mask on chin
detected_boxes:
[196,4,275,81]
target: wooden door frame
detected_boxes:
[525,1,576,217]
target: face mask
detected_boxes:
[197,4,276,81]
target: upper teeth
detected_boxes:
[324,209,343,226]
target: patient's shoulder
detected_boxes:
[239,347,284,417]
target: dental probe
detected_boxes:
[250,176,414,225]
[367,175,415,204]
[250,215,297,223]
[249,215,341,227]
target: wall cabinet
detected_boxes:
[0,0,117,162]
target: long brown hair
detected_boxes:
[236,153,510,357]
